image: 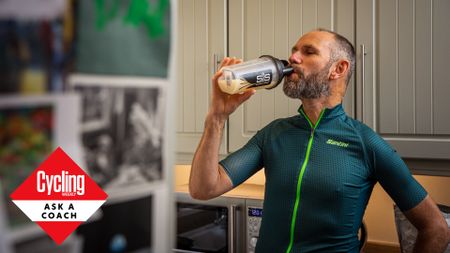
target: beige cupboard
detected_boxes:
[176,0,450,175]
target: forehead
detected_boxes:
[293,31,334,53]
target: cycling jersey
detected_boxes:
[220,104,427,253]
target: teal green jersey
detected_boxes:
[220,104,427,253]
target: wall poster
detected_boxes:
[71,0,175,251]
[0,0,176,252]
[69,76,165,200]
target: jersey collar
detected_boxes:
[297,103,346,121]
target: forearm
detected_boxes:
[189,112,228,199]
[413,226,450,253]
[189,57,254,200]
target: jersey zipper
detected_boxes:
[285,108,326,253]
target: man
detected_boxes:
[189,29,450,253]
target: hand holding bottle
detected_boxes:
[208,57,256,122]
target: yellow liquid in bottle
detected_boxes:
[218,79,250,94]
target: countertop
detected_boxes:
[174,165,265,200]
[175,183,265,200]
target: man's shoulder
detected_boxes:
[262,115,299,130]
[343,117,393,152]
[342,116,378,137]
[254,115,301,140]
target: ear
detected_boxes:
[329,60,350,80]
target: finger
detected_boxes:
[228,57,241,66]
[232,89,256,104]
[219,57,231,69]
[212,69,223,83]
[211,74,224,94]
[220,57,243,69]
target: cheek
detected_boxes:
[304,62,328,76]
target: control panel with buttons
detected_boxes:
[246,199,263,253]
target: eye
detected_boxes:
[304,49,316,55]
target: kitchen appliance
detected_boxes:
[245,199,263,253]
[76,195,152,253]
[175,192,246,253]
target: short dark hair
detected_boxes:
[316,28,356,86]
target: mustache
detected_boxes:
[289,64,304,76]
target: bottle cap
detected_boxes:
[259,55,293,90]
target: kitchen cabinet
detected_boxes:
[176,0,228,163]
[356,0,450,174]
[227,0,356,152]
[176,0,450,175]
[176,0,355,158]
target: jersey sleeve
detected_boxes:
[219,131,264,187]
[362,126,427,212]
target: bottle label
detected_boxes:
[241,69,273,87]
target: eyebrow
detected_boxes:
[291,44,319,53]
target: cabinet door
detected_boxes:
[176,0,227,162]
[356,0,450,160]
[228,0,355,152]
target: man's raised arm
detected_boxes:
[189,57,255,200]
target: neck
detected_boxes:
[301,99,328,126]
[300,82,345,125]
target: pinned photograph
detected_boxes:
[69,75,165,200]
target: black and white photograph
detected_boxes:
[70,78,164,198]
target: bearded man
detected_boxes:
[189,29,450,253]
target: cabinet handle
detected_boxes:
[213,54,219,75]
[229,204,237,253]
[360,44,367,122]
[213,53,222,74]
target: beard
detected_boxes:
[283,63,332,99]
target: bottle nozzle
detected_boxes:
[282,66,294,75]
[280,60,293,76]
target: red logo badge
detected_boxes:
[10,147,108,244]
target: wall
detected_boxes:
[174,165,450,245]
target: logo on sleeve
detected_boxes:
[326,139,349,148]
[10,147,108,245]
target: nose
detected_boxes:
[289,51,301,64]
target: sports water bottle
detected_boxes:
[218,55,293,94]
